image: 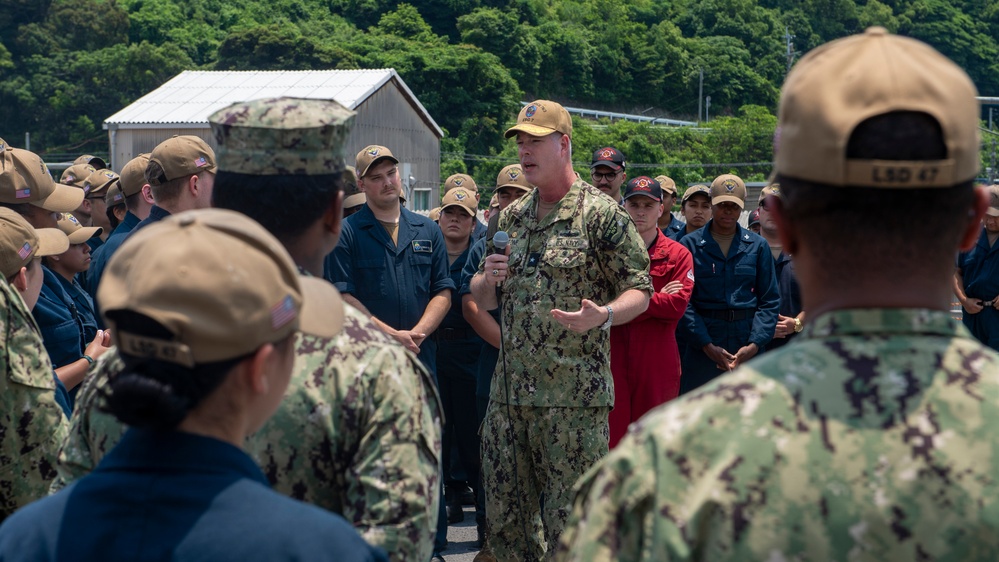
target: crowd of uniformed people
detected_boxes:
[0,25,998,562]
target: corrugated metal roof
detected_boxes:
[104,69,443,137]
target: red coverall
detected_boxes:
[609,230,693,447]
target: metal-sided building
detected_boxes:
[103,69,444,210]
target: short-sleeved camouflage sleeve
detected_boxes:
[0,280,70,515]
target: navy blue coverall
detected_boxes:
[679,221,780,394]
[662,214,685,240]
[957,227,999,350]
[326,205,454,374]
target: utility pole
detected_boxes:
[705,96,711,123]
[991,107,996,184]
[698,67,704,123]
[785,27,796,73]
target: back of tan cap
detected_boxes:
[120,154,151,197]
[100,209,343,367]
[147,136,217,186]
[775,27,980,188]
[0,148,84,212]
[0,207,69,278]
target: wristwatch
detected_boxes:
[793,317,803,333]
[600,305,614,331]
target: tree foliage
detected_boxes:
[0,0,993,184]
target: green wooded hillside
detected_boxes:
[2,0,996,184]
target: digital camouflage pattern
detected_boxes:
[556,308,999,562]
[481,403,609,562]
[52,303,443,562]
[208,97,356,176]
[51,348,124,493]
[249,303,442,562]
[481,178,652,407]
[0,278,69,518]
[478,178,649,560]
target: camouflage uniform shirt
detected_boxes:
[481,179,651,407]
[0,278,69,519]
[54,302,443,562]
[556,308,999,561]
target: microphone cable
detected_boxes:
[493,230,534,555]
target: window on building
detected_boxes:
[412,187,431,211]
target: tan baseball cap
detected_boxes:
[444,173,477,194]
[759,184,782,203]
[85,169,120,198]
[355,145,399,178]
[710,174,747,208]
[119,153,151,197]
[0,207,69,278]
[60,163,97,190]
[428,207,441,221]
[147,135,217,186]
[496,164,532,193]
[681,184,711,204]
[488,194,499,209]
[775,27,980,188]
[0,148,85,212]
[986,185,999,217]
[105,183,125,207]
[504,100,573,139]
[57,213,102,244]
[74,154,107,171]
[343,166,365,209]
[655,175,677,196]
[99,209,344,367]
[440,187,477,217]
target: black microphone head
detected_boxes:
[493,230,509,250]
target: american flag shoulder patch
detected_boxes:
[270,295,297,329]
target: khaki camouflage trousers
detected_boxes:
[481,402,609,562]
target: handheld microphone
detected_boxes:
[492,230,509,255]
[492,231,509,292]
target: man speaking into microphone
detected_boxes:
[470,100,652,561]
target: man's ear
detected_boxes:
[141,184,155,204]
[247,343,275,395]
[11,267,28,293]
[187,174,200,198]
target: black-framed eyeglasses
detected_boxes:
[591,170,621,182]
